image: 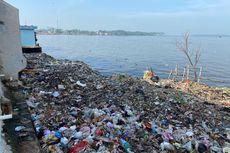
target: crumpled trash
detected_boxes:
[73,131,83,139]
[58,84,65,89]
[96,84,104,90]
[185,131,194,137]
[160,141,175,151]
[68,140,88,153]
[223,146,230,153]
[120,138,134,153]
[60,137,68,146]
[15,126,26,132]
[183,141,192,151]
[79,126,91,138]
[17,53,230,153]
[52,91,60,97]
[151,121,160,134]
[76,81,86,87]
[196,143,208,153]
[26,100,39,108]
[26,96,39,108]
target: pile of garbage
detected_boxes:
[158,79,230,106]
[16,53,230,152]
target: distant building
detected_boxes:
[20,25,42,53]
[0,0,26,79]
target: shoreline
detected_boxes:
[5,53,230,152]
[37,34,230,88]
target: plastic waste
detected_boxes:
[52,91,60,97]
[59,127,68,133]
[26,100,39,108]
[73,131,83,139]
[58,84,65,89]
[185,131,194,137]
[120,138,134,153]
[210,146,222,152]
[202,121,209,133]
[197,143,208,153]
[96,84,104,90]
[106,122,114,128]
[68,140,88,153]
[61,137,68,145]
[161,119,169,127]
[85,134,95,144]
[76,81,86,87]
[223,146,230,153]
[70,125,77,131]
[48,145,57,153]
[162,132,174,142]
[17,53,230,153]
[55,131,62,139]
[44,129,51,136]
[96,140,106,152]
[183,141,192,151]
[151,121,160,134]
[227,133,230,141]
[15,126,26,132]
[39,91,52,95]
[95,128,104,136]
[80,126,91,138]
[160,141,175,151]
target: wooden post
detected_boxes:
[186,64,190,80]
[175,64,178,81]
[198,66,202,83]
[168,70,173,79]
[182,67,186,81]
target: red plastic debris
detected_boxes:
[68,140,88,153]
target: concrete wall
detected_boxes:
[20,29,36,46]
[0,0,26,79]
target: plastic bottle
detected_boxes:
[151,120,160,134]
[120,138,134,153]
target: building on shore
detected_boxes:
[20,25,42,53]
[20,25,37,46]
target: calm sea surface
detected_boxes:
[38,35,230,88]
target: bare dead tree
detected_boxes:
[176,32,201,81]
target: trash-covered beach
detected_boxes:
[7,53,230,153]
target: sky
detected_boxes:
[6,0,230,34]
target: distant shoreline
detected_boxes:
[37,33,230,37]
[36,29,164,36]
[37,34,164,36]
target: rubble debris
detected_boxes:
[8,53,230,153]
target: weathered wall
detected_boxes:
[0,0,26,79]
[0,81,11,153]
